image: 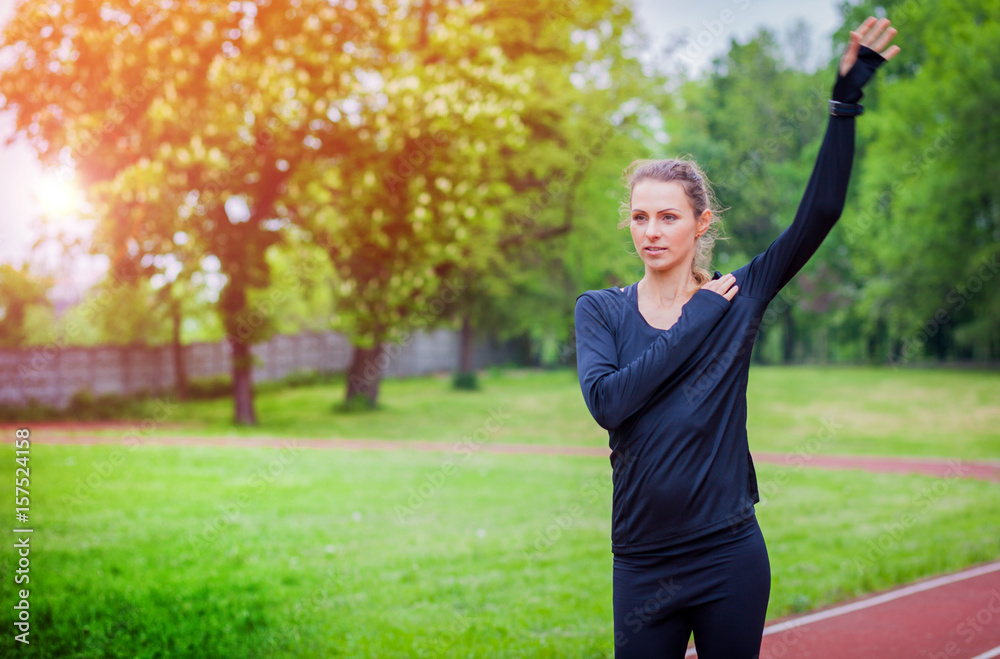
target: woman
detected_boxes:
[574,17,900,659]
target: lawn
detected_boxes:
[1,366,998,657]
[1,442,997,658]
[744,365,1000,460]
[42,365,1000,461]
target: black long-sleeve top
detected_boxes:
[574,103,863,554]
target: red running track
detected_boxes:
[753,452,1000,484]
[3,426,999,482]
[685,561,1000,659]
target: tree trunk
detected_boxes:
[229,334,257,425]
[172,303,187,401]
[753,323,768,364]
[932,323,948,361]
[867,318,886,364]
[782,311,796,363]
[346,342,385,408]
[459,313,475,375]
[867,332,879,364]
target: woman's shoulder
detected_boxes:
[577,284,629,300]
[576,285,630,314]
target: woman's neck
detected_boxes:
[640,265,699,308]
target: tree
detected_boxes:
[0,263,51,348]
[288,0,655,404]
[444,0,659,375]
[841,0,1000,362]
[0,1,381,423]
[0,0,714,422]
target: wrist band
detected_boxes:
[829,100,864,117]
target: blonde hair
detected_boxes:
[619,157,725,286]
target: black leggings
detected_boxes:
[612,516,770,659]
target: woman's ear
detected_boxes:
[697,209,712,236]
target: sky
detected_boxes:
[630,0,843,75]
[0,0,845,299]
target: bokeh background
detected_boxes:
[0,0,997,656]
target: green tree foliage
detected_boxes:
[658,6,1000,364]
[284,0,656,401]
[666,28,850,362]
[287,0,533,404]
[839,0,1000,363]
[459,2,661,368]
[0,263,52,348]
[0,0,662,414]
[0,0,360,422]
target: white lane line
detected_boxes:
[683,561,1000,658]
[763,561,1000,636]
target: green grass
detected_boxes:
[3,366,998,656]
[40,365,1000,461]
[1,443,998,658]
[745,365,1000,460]
[38,369,603,448]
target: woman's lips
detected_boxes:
[645,246,667,254]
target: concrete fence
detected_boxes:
[0,328,516,409]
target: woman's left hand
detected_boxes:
[839,16,901,77]
[701,273,738,302]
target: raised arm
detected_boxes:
[738,19,899,301]
[575,288,731,431]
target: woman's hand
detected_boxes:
[840,16,901,77]
[701,273,738,302]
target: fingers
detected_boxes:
[703,273,738,301]
[859,18,890,48]
[853,16,879,42]
[701,273,733,289]
[841,16,901,75]
[857,16,899,55]
[870,25,898,52]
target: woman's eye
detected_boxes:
[632,215,646,222]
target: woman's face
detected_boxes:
[629,180,710,273]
